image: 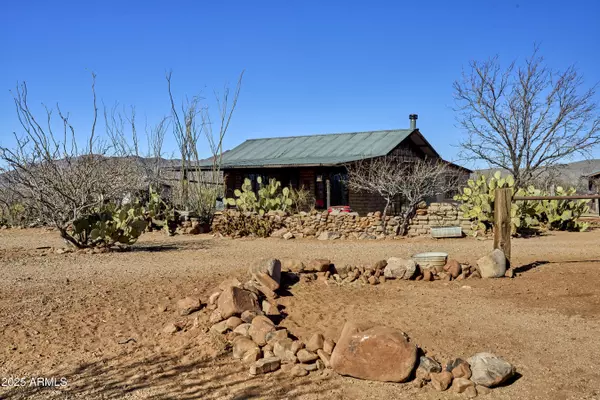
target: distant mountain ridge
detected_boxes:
[475,159,600,190]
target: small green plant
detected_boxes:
[225,177,293,215]
[69,201,148,247]
[289,186,313,213]
[213,210,277,238]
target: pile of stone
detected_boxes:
[331,321,515,397]
[280,248,512,286]
[162,256,517,396]
[414,352,516,396]
[203,259,335,377]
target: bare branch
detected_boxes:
[347,157,460,234]
[454,45,600,186]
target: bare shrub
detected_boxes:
[346,157,460,234]
[0,75,145,247]
[166,70,243,224]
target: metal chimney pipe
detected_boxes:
[409,114,418,130]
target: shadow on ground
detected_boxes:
[0,344,338,400]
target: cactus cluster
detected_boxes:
[454,172,517,234]
[70,201,148,247]
[144,187,178,235]
[536,187,589,231]
[225,177,293,215]
[455,171,589,235]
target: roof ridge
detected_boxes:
[241,128,413,141]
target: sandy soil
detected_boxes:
[1,228,600,399]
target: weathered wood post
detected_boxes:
[494,188,512,267]
[326,178,331,209]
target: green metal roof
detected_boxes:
[203,129,415,169]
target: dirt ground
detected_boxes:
[1,228,600,400]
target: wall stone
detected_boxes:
[212,202,471,239]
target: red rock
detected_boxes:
[330,322,417,382]
[307,259,331,273]
[323,338,335,355]
[465,385,478,398]
[445,259,462,278]
[249,316,276,346]
[218,277,241,291]
[242,348,262,364]
[217,286,261,319]
[241,310,259,323]
[430,371,453,391]
[256,283,278,299]
[290,365,309,377]
[262,300,280,316]
[177,297,202,316]
[451,377,474,393]
[317,349,331,367]
[225,316,243,330]
[249,357,281,375]
[210,320,228,334]
[291,340,304,355]
[297,349,319,363]
[233,336,260,359]
[250,259,282,284]
[265,329,288,343]
[209,309,224,324]
[281,259,305,273]
[233,323,251,337]
[253,272,280,291]
[305,333,325,352]
[423,269,433,281]
[162,323,180,334]
[451,360,472,379]
[208,292,220,305]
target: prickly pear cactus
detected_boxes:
[225,178,295,214]
[70,200,148,247]
[538,187,589,231]
[144,187,178,235]
[455,171,588,235]
[454,171,518,234]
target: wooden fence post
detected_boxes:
[326,178,331,209]
[494,188,512,267]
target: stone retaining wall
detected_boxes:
[212,202,472,239]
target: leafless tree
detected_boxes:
[0,74,144,247]
[166,70,243,224]
[144,116,170,194]
[454,45,600,187]
[346,157,460,235]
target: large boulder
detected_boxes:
[384,258,418,280]
[330,322,418,382]
[467,352,515,387]
[250,259,282,284]
[217,286,261,319]
[477,249,507,278]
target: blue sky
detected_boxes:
[1,0,599,169]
